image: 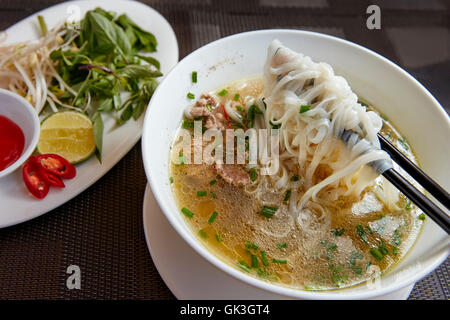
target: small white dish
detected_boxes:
[0,88,40,179]
[142,29,449,299]
[143,184,415,299]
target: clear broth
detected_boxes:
[170,77,423,291]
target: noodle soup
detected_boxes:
[169,42,424,291]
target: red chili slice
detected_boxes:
[221,103,232,129]
[23,158,49,199]
[37,167,65,188]
[35,154,76,179]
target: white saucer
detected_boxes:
[142,184,415,300]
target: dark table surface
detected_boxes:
[0,0,448,300]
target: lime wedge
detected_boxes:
[37,111,96,164]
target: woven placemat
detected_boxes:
[0,0,448,300]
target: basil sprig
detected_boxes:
[48,7,162,161]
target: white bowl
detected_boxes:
[142,30,450,299]
[0,88,40,179]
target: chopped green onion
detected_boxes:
[351,265,363,275]
[191,71,197,83]
[269,119,281,129]
[272,258,287,264]
[210,191,218,199]
[206,104,212,112]
[321,240,337,260]
[283,190,291,203]
[234,93,240,101]
[215,233,223,242]
[349,251,363,266]
[182,120,195,129]
[198,229,208,238]
[245,241,259,250]
[260,251,269,266]
[334,268,348,285]
[169,177,174,184]
[209,179,217,185]
[259,206,278,218]
[277,243,288,250]
[218,89,228,96]
[257,268,276,280]
[418,213,426,221]
[392,229,402,246]
[208,211,219,224]
[251,254,259,268]
[392,246,398,255]
[187,92,195,99]
[370,248,384,261]
[405,199,412,211]
[178,155,186,165]
[356,225,369,244]
[250,168,257,182]
[197,190,207,197]
[236,105,244,112]
[378,244,389,256]
[305,285,322,291]
[331,228,345,237]
[247,104,263,128]
[181,207,194,218]
[237,260,251,272]
[299,105,311,113]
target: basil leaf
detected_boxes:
[82,11,131,57]
[113,23,132,57]
[118,103,133,125]
[145,78,159,93]
[92,7,116,20]
[97,97,113,112]
[44,8,164,163]
[118,65,162,79]
[113,94,122,111]
[137,54,160,70]
[132,99,147,120]
[72,70,92,106]
[125,26,137,46]
[116,14,157,52]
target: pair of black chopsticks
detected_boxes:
[378,133,450,234]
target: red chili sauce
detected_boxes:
[0,115,25,171]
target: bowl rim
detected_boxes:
[0,88,40,179]
[142,29,450,299]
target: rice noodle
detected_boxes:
[253,40,394,222]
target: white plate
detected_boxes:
[142,184,415,300]
[0,0,178,228]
